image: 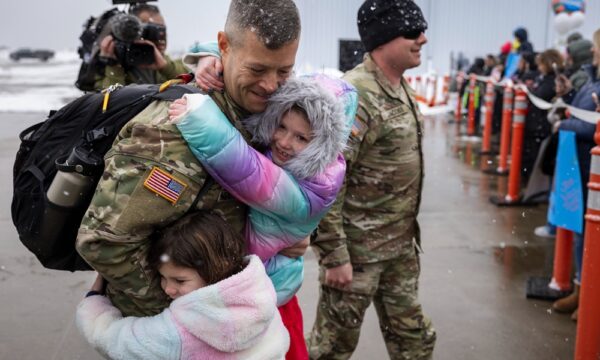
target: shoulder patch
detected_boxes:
[350,105,370,137]
[144,166,188,204]
[351,117,367,137]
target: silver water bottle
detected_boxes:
[47,147,100,208]
[39,147,102,253]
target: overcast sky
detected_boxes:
[0,0,231,53]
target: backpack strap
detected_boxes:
[186,176,215,215]
[153,83,202,102]
[158,73,195,93]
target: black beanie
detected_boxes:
[357,0,428,52]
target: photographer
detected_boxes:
[94,4,187,91]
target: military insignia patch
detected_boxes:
[144,167,187,204]
[351,118,366,136]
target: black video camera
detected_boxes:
[110,13,166,67]
[74,0,161,91]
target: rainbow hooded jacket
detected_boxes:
[175,74,358,305]
[76,255,289,359]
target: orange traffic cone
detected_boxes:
[497,83,513,175]
[526,227,574,301]
[480,80,496,155]
[484,83,512,176]
[440,75,451,106]
[574,120,600,360]
[467,74,477,136]
[455,72,465,124]
[428,76,439,107]
[490,88,532,205]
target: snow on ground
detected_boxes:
[0,49,84,113]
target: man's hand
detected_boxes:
[279,236,310,258]
[138,40,167,70]
[195,56,224,92]
[325,262,353,289]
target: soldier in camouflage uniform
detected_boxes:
[76,0,301,317]
[307,1,436,359]
[94,4,188,91]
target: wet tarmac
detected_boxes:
[0,112,577,360]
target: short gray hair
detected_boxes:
[225,0,301,50]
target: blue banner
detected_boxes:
[504,53,521,79]
[548,130,584,233]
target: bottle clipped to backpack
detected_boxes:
[39,147,103,255]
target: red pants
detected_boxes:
[278,295,308,360]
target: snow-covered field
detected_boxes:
[0,48,451,115]
[0,50,84,113]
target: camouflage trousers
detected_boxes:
[307,242,436,360]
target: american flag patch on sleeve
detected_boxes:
[143,167,188,205]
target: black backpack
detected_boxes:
[12,83,202,271]
[75,8,121,92]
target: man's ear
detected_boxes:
[218,31,229,56]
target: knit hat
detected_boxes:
[243,74,356,179]
[357,0,428,52]
[500,41,512,55]
[567,32,583,45]
[567,38,593,69]
[513,27,528,42]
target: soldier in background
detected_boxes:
[307,1,436,359]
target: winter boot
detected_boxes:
[552,284,579,313]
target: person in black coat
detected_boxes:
[521,49,564,182]
[514,27,534,54]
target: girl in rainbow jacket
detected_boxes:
[169,74,357,306]
[76,211,289,360]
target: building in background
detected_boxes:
[294,0,600,76]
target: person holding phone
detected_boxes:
[565,37,594,92]
[520,50,564,183]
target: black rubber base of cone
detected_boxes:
[489,195,539,207]
[482,168,509,176]
[526,276,572,301]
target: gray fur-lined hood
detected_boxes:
[243,75,353,179]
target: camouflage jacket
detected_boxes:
[94,55,188,91]
[76,89,251,317]
[312,53,425,267]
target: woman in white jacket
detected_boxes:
[76,211,289,360]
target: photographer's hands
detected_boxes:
[137,39,167,70]
[100,36,166,70]
[99,35,117,60]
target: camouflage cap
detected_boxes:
[357,0,428,52]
